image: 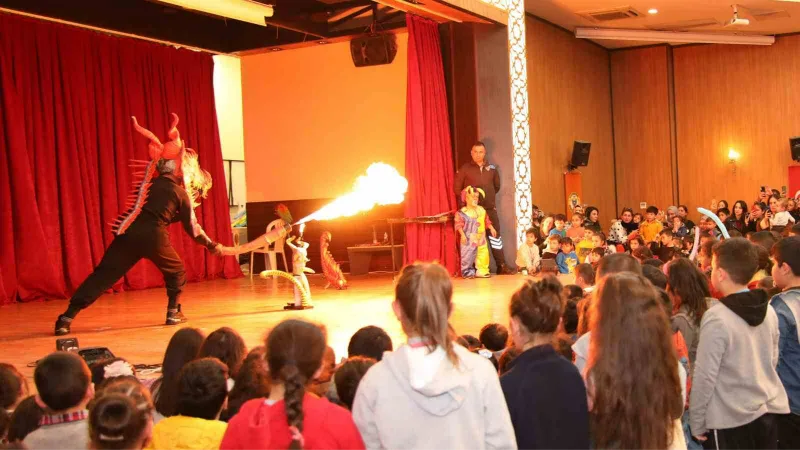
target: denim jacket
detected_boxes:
[771,288,800,415]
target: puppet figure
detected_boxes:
[320,231,347,289]
[285,235,314,310]
[455,186,497,278]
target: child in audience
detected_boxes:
[90,358,137,387]
[642,264,667,290]
[628,235,645,253]
[220,347,270,422]
[588,273,686,449]
[347,326,393,361]
[632,246,654,264]
[651,229,677,262]
[457,334,481,351]
[541,235,560,260]
[591,232,616,256]
[333,357,376,411]
[222,320,363,449]
[716,207,730,223]
[199,327,247,380]
[562,298,580,337]
[352,263,516,449]
[690,238,789,448]
[575,229,595,263]
[588,248,604,269]
[549,214,567,238]
[24,352,93,450]
[765,197,797,231]
[500,277,590,449]
[515,228,540,275]
[89,377,154,450]
[699,216,721,239]
[7,396,43,444]
[0,363,28,435]
[479,323,509,359]
[152,328,205,422]
[667,259,711,370]
[574,263,595,294]
[148,358,229,449]
[567,213,585,240]
[633,213,643,225]
[498,347,522,376]
[556,237,578,275]
[672,216,689,237]
[539,216,554,247]
[563,284,584,300]
[769,236,800,449]
[790,223,800,237]
[640,206,664,244]
[309,347,336,398]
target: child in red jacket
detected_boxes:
[220,319,364,450]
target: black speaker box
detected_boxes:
[790,137,800,162]
[569,141,591,169]
[350,34,398,67]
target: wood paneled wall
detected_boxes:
[611,46,673,212]
[673,36,800,209]
[526,16,617,224]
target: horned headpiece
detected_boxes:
[131,113,186,175]
[461,186,486,204]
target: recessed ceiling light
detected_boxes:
[270,47,282,51]
[317,40,328,45]
[648,8,659,14]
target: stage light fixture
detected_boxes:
[154,0,274,27]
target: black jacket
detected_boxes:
[129,174,216,250]
[500,345,590,449]
[454,161,501,209]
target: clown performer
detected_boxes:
[284,235,314,310]
[455,186,497,278]
[54,114,289,336]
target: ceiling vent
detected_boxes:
[580,6,642,23]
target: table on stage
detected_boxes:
[385,212,454,274]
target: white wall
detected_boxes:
[213,54,246,207]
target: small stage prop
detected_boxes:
[388,212,453,274]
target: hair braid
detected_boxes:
[281,364,306,450]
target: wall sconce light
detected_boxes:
[728,148,740,173]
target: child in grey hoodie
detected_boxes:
[690,238,789,449]
[352,263,516,450]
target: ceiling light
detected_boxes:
[317,40,329,44]
[154,0,273,27]
[270,47,282,52]
[574,28,774,45]
[648,8,658,14]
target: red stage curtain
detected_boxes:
[0,13,240,305]
[403,15,458,274]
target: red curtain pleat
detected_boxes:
[0,13,241,305]
[403,15,459,274]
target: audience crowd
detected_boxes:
[2,186,800,449]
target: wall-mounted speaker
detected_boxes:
[791,137,800,162]
[569,140,591,170]
[350,34,398,67]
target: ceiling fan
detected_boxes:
[648,4,789,31]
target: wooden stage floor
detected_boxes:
[0,272,571,381]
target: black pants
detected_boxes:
[65,227,186,317]
[485,208,508,270]
[778,413,800,449]
[702,413,778,450]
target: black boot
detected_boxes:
[55,315,73,336]
[497,264,515,275]
[166,304,188,325]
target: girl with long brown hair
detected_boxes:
[587,272,685,449]
[352,263,516,449]
[666,258,712,368]
[220,320,363,450]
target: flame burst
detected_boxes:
[296,163,408,225]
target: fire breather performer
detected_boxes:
[54,114,287,336]
[285,234,314,310]
[455,186,497,278]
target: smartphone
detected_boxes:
[761,186,766,193]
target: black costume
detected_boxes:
[55,173,218,336]
[454,160,511,273]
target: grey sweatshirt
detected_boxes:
[24,420,89,450]
[689,291,789,436]
[352,343,516,450]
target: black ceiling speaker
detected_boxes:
[568,140,591,171]
[350,34,398,67]
[791,137,800,162]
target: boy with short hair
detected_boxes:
[590,232,616,256]
[24,352,93,450]
[690,238,789,448]
[650,229,676,262]
[556,237,578,275]
[549,214,567,238]
[770,197,796,229]
[639,206,664,244]
[516,228,540,275]
[770,236,800,448]
[574,263,595,294]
